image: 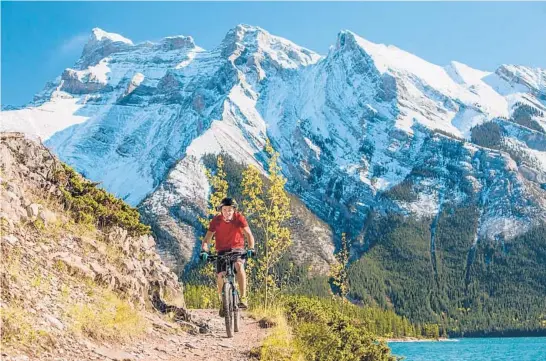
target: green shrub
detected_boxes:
[283,296,397,361]
[55,164,150,236]
[251,305,304,361]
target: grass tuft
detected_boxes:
[68,287,147,342]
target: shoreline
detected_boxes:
[384,337,454,343]
[386,334,546,342]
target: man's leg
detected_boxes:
[235,261,248,308]
[217,272,226,317]
[217,272,224,299]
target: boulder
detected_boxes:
[54,254,96,279]
[44,314,65,331]
[26,203,41,219]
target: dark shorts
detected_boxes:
[216,248,245,274]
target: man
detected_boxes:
[201,197,255,312]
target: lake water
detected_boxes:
[389,337,546,361]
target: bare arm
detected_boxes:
[243,226,255,249]
[201,231,215,252]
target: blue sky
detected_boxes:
[2,1,546,106]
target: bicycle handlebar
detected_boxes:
[205,250,248,262]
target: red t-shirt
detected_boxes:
[208,212,248,252]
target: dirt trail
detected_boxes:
[136,309,269,361]
[2,309,269,361]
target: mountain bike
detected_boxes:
[205,250,247,338]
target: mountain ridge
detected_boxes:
[2,23,544,227]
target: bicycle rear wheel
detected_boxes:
[222,282,233,338]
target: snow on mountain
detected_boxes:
[340,31,511,136]
[1,25,545,272]
[90,27,133,45]
[0,93,89,140]
[484,65,546,122]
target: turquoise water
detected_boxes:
[389,337,546,361]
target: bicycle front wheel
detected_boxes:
[233,290,240,332]
[222,282,233,338]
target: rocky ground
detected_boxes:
[2,309,268,361]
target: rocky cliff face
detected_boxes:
[1,25,545,279]
[0,133,191,358]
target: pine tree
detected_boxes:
[241,139,291,309]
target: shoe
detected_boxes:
[238,296,248,310]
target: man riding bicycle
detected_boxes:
[201,197,255,312]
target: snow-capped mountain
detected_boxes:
[2,25,545,274]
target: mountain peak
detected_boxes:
[335,30,360,50]
[90,28,133,45]
[335,31,459,84]
[159,35,197,50]
[220,24,320,68]
[227,24,272,40]
[220,23,270,49]
[332,31,401,74]
[494,64,546,92]
[79,28,134,68]
[234,23,267,34]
